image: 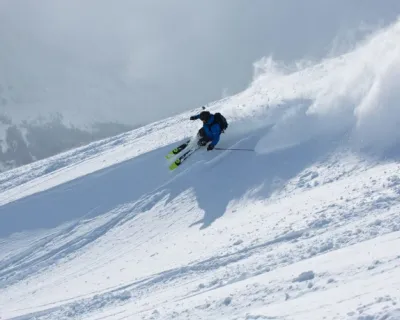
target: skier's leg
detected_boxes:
[197,128,205,138]
[196,128,211,146]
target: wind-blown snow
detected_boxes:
[1,17,400,320]
[247,18,400,155]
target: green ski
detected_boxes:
[169,147,199,171]
[165,139,191,159]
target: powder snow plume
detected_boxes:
[228,18,400,155]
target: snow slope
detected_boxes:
[1,19,400,320]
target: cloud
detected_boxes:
[1,0,400,128]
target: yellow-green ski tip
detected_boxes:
[169,162,179,170]
[169,158,182,171]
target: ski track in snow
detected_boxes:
[2,19,400,320]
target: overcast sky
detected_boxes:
[1,0,399,127]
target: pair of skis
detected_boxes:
[165,139,200,171]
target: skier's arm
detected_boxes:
[190,114,200,120]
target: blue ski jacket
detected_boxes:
[192,113,221,147]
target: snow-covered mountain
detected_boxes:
[0,111,134,172]
[1,18,400,320]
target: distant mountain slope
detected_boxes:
[0,112,134,172]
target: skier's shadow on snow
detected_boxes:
[0,143,180,238]
[163,128,340,230]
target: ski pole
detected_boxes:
[214,147,255,152]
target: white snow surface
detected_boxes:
[1,19,400,320]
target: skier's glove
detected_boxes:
[207,144,214,151]
[190,116,196,120]
[198,138,207,146]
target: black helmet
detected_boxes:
[199,111,211,122]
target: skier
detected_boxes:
[189,110,228,151]
[165,110,228,170]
